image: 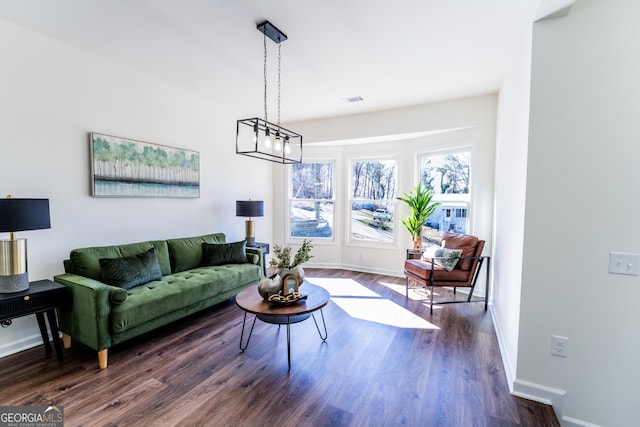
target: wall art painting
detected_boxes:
[90,132,200,198]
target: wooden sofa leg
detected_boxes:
[98,349,108,369]
[62,333,72,349]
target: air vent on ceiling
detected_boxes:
[343,96,364,103]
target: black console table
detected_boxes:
[247,242,270,276]
[0,280,67,361]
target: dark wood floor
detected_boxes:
[0,269,559,427]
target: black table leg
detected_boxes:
[46,309,64,362]
[311,309,328,341]
[286,317,291,371]
[35,312,52,356]
[239,312,258,351]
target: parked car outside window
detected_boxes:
[373,208,392,221]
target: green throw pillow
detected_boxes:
[433,248,463,272]
[99,248,162,290]
[201,241,248,266]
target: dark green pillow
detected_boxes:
[201,241,248,267]
[99,248,162,290]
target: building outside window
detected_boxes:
[289,161,334,239]
[419,149,471,244]
[349,158,397,244]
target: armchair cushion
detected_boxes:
[441,232,478,270]
[405,259,471,283]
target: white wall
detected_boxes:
[0,19,272,356]
[519,1,640,425]
[279,95,497,283]
[492,15,533,391]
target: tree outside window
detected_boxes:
[419,150,471,243]
[289,162,334,239]
[349,159,397,244]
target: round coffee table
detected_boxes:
[235,282,329,370]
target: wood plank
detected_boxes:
[0,268,560,426]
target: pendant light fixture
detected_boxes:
[236,21,302,164]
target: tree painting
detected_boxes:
[90,133,200,197]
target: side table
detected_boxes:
[0,280,67,361]
[247,241,269,276]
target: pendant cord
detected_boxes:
[263,31,268,123]
[277,43,281,129]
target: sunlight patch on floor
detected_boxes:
[305,277,439,330]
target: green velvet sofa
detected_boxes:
[54,233,262,369]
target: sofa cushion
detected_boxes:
[201,241,248,266]
[70,240,171,281]
[432,248,462,272]
[110,264,260,333]
[441,232,478,271]
[99,248,163,290]
[166,233,226,273]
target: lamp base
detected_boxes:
[0,273,29,293]
[245,219,256,246]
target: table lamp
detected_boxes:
[236,200,264,246]
[0,196,51,293]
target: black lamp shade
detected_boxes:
[236,200,264,217]
[0,198,51,232]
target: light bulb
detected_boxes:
[274,136,282,152]
[263,128,272,148]
[253,122,259,145]
[284,136,291,154]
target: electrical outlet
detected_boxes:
[609,252,640,275]
[551,335,568,358]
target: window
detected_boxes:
[349,158,397,244]
[289,162,334,239]
[419,149,471,244]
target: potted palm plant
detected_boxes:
[397,183,440,248]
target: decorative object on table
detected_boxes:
[258,274,282,300]
[267,292,307,306]
[282,274,300,295]
[90,132,200,198]
[396,183,440,249]
[236,20,302,165]
[235,200,264,246]
[0,196,51,293]
[269,238,313,282]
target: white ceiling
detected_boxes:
[0,0,541,123]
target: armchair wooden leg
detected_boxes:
[98,349,108,369]
[62,333,72,349]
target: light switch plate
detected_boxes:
[609,252,640,275]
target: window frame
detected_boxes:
[416,144,473,238]
[346,154,399,248]
[286,158,337,244]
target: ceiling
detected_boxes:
[0,0,542,123]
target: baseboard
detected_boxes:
[489,304,516,392]
[0,332,45,358]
